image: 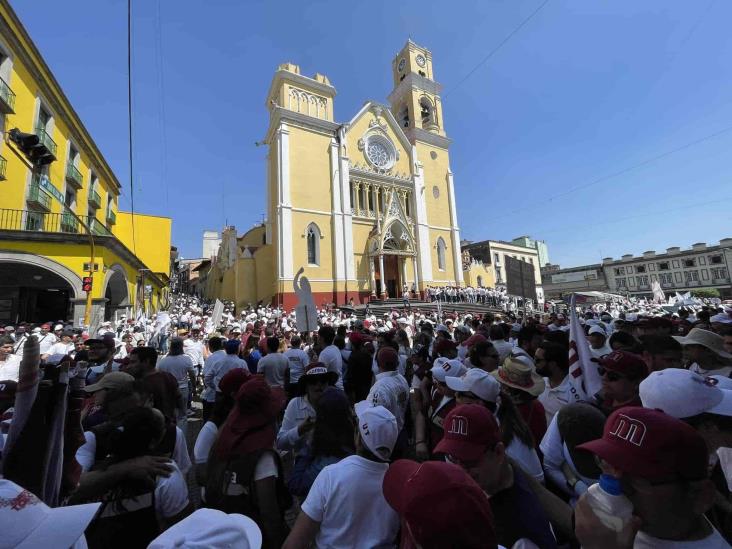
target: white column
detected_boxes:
[379,254,386,297]
[412,255,419,294]
[330,138,345,281]
[276,122,293,280]
[412,148,433,283]
[338,126,356,282]
[369,256,377,297]
[446,168,463,286]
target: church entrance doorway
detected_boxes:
[384,255,400,298]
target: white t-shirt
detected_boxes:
[689,363,732,378]
[0,354,21,382]
[301,455,399,549]
[366,371,410,432]
[37,333,57,355]
[76,426,192,475]
[257,352,289,387]
[47,341,74,356]
[193,421,218,464]
[506,438,544,483]
[319,345,344,389]
[157,354,195,388]
[284,348,310,384]
[154,461,190,518]
[633,522,729,548]
[538,376,580,425]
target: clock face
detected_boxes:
[416,54,426,68]
[398,58,406,72]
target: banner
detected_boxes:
[211,299,224,328]
[567,293,603,401]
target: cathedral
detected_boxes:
[209,41,463,309]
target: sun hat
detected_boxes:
[148,508,262,549]
[576,406,708,482]
[492,356,545,396]
[597,350,648,379]
[83,371,135,394]
[673,328,732,359]
[354,401,398,461]
[434,404,502,462]
[0,480,101,549]
[382,460,496,549]
[431,357,466,383]
[446,368,501,403]
[640,368,732,419]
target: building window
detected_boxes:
[659,273,673,285]
[711,267,728,280]
[437,237,446,271]
[684,270,699,282]
[683,259,696,268]
[710,255,723,264]
[636,275,649,287]
[614,267,625,276]
[636,265,646,273]
[658,262,669,270]
[306,223,320,266]
[617,278,627,288]
[494,252,500,265]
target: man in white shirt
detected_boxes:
[45,329,75,358]
[201,336,226,421]
[257,336,289,388]
[536,341,580,424]
[587,325,611,359]
[367,346,410,435]
[282,403,400,549]
[206,339,248,399]
[283,335,309,395]
[318,325,343,389]
[0,336,21,382]
[36,323,57,355]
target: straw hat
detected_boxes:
[673,328,732,360]
[492,357,546,396]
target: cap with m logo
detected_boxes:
[608,413,646,447]
[448,415,469,437]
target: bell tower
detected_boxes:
[388,40,445,138]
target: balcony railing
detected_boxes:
[0,155,6,180]
[35,127,57,157]
[65,164,83,188]
[88,188,101,209]
[27,184,52,211]
[0,76,15,114]
[106,210,116,225]
[0,208,113,237]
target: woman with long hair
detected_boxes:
[288,387,355,499]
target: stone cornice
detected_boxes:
[264,107,339,143]
[265,70,336,106]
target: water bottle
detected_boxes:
[584,474,634,533]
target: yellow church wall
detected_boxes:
[239,225,265,248]
[281,81,334,121]
[463,263,495,288]
[428,227,457,283]
[416,143,453,229]
[288,127,333,212]
[290,210,333,280]
[254,245,275,302]
[234,258,258,308]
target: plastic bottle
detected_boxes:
[584,474,634,533]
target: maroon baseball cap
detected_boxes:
[434,404,502,462]
[383,459,496,549]
[577,407,708,481]
[598,350,648,379]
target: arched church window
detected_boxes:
[477,275,483,287]
[437,237,446,271]
[306,223,320,266]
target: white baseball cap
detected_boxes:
[148,508,262,549]
[0,480,100,549]
[588,325,606,336]
[53,324,63,331]
[446,368,501,403]
[431,358,467,382]
[354,401,398,462]
[640,368,732,419]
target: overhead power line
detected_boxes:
[127,0,137,255]
[443,0,550,99]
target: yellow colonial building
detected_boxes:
[0,0,171,327]
[207,41,463,308]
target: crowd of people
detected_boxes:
[1,292,732,547]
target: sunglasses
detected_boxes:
[597,367,624,382]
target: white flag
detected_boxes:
[568,294,603,402]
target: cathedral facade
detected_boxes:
[208,41,463,309]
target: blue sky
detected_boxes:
[14,0,732,267]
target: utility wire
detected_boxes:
[154,0,170,212]
[443,0,550,99]
[127,0,137,255]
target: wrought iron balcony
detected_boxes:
[0,155,6,181]
[65,164,83,188]
[88,188,101,209]
[27,184,52,211]
[106,209,116,225]
[0,76,15,114]
[0,208,113,237]
[34,127,57,157]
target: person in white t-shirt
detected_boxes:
[318,325,344,389]
[283,403,400,549]
[257,336,289,388]
[536,341,580,424]
[35,323,57,355]
[587,325,612,360]
[366,346,410,434]
[284,335,309,394]
[0,336,21,382]
[45,329,75,358]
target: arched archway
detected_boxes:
[477,275,483,288]
[102,264,130,321]
[0,251,82,323]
